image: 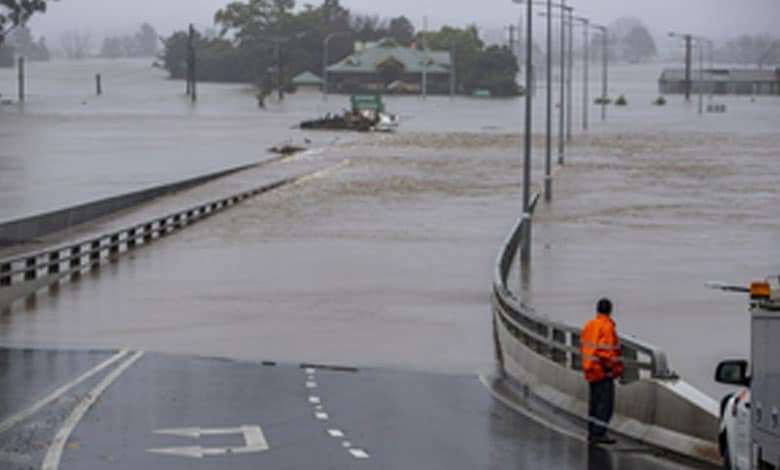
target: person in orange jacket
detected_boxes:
[581,298,624,444]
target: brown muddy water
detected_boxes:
[0,59,778,398]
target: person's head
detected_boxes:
[597,298,612,315]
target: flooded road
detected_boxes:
[0,59,778,398]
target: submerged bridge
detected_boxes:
[0,161,719,469]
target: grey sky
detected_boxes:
[27,0,780,43]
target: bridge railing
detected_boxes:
[490,194,720,465]
[0,177,294,304]
[492,201,677,383]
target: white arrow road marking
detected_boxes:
[147,425,269,459]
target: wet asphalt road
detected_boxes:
[0,348,703,470]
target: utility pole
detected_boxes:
[558,2,567,165]
[449,43,456,99]
[276,40,283,100]
[422,16,429,100]
[186,24,197,103]
[684,34,692,101]
[544,0,553,202]
[582,19,589,131]
[521,0,533,263]
[508,24,516,55]
[17,56,24,103]
[698,39,704,115]
[566,8,573,143]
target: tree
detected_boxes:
[623,25,656,63]
[715,35,780,68]
[0,0,52,44]
[60,30,91,60]
[8,25,49,60]
[388,16,414,46]
[135,23,158,56]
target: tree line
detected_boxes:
[161,0,520,96]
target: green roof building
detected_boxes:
[292,71,324,90]
[326,39,453,94]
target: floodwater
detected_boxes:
[0,59,778,398]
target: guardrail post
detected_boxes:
[90,240,101,266]
[70,246,81,278]
[144,224,153,243]
[552,328,567,365]
[127,229,136,249]
[110,234,120,256]
[1,263,11,286]
[622,345,640,382]
[571,332,582,371]
[24,257,36,280]
[172,214,181,230]
[48,251,61,275]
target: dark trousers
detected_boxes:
[588,378,615,437]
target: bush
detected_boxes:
[594,96,611,105]
[615,94,628,106]
[653,96,666,106]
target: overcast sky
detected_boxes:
[26,0,780,43]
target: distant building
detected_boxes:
[659,68,780,96]
[326,39,453,94]
[291,71,323,91]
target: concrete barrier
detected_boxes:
[491,207,722,466]
[0,162,259,246]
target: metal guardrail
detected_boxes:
[492,193,677,382]
[0,176,297,297]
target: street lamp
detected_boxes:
[511,0,535,261]
[592,24,608,122]
[514,0,573,204]
[670,31,710,114]
[323,31,351,101]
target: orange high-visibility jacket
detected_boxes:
[580,313,624,383]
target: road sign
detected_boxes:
[147,425,269,459]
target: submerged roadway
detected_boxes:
[0,348,707,470]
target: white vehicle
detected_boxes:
[714,277,780,470]
[716,368,751,469]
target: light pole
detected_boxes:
[323,31,351,101]
[516,0,573,203]
[593,24,608,122]
[566,6,573,143]
[670,31,710,114]
[539,12,593,133]
[511,0,534,261]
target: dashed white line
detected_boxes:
[314,412,329,420]
[42,351,145,470]
[327,429,345,438]
[315,405,324,411]
[305,368,316,375]
[349,449,370,459]
[308,396,321,404]
[305,381,317,389]
[342,441,352,448]
[0,350,129,435]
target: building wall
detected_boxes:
[659,79,780,96]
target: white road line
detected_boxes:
[327,429,344,438]
[0,350,129,435]
[342,441,352,448]
[315,405,324,411]
[349,448,370,459]
[305,368,316,375]
[477,375,585,443]
[42,351,145,470]
[314,412,329,421]
[305,381,317,389]
[308,396,321,404]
